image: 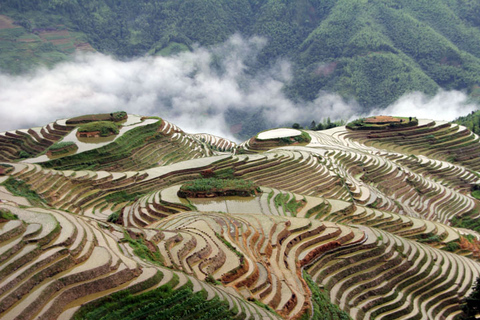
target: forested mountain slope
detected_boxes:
[2,0,480,110]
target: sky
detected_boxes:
[0,34,477,142]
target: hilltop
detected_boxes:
[0,112,480,319]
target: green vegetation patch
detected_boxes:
[347,116,418,130]
[280,131,311,144]
[48,141,76,151]
[472,190,480,200]
[104,191,145,204]
[455,110,480,136]
[155,42,190,56]
[178,178,260,198]
[274,192,306,215]
[107,211,120,223]
[293,119,345,131]
[41,119,162,171]
[121,231,164,266]
[77,121,119,137]
[451,214,480,233]
[258,130,311,145]
[0,164,14,175]
[443,242,461,252]
[461,277,480,320]
[1,177,45,206]
[47,141,78,156]
[417,232,442,244]
[210,168,235,179]
[0,208,18,221]
[301,271,351,320]
[74,283,239,320]
[204,274,222,286]
[249,298,276,315]
[67,111,127,124]
[215,232,243,259]
[18,150,34,159]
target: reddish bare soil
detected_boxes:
[365,115,402,124]
[75,42,95,51]
[0,15,16,29]
[39,30,71,44]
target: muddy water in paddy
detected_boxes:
[1,247,111,320]
[76,135,116,144]
[190,196,263,214]
[190,198,228,212]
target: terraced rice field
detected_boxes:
[0,114,479,319]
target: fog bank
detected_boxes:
[0,35,477,141]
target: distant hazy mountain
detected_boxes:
[2,0,480,111]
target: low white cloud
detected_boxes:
[0,34,283,141]
[0,34,478,142]
[367,90,477,121]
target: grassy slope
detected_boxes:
[455,110,480,135]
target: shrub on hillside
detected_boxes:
[444,242,460,252]
[47,141,78,156]
[451,215,480,233]
[18,150,32,159]
[67,111,127,124]
[1,177,45,206]
[293,131,311,143]
[78,121,119,137]
[49,141,76,150]
[347,116,418,130]
[0,164,14,175]
[0,208,18,221]
[107,211,120,223]
[262,130,311,145]
[472,190,480,200]
[178,178,260,198]
[461,277,480,320]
